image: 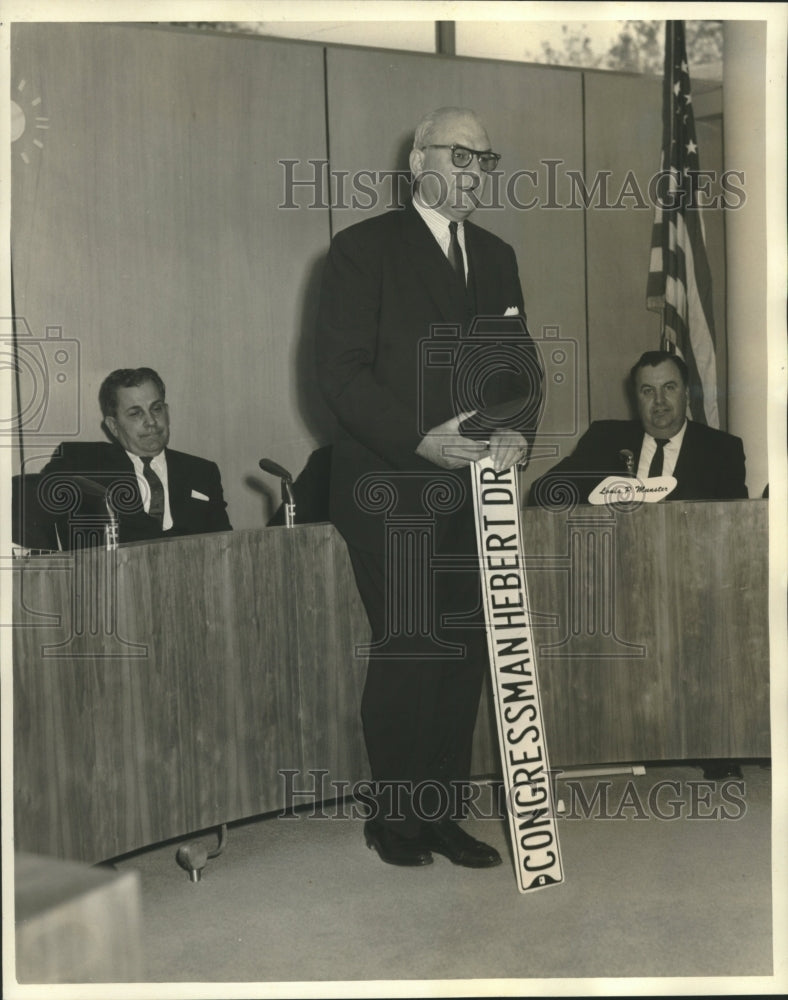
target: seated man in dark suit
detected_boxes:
[41,367,231,548]
[529,350,747,507]
[530,349,747,781]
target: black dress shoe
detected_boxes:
[364,820,433,867]
[702,760,744,781]
[417,820,502,868]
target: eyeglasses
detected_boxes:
[421,144,501,173]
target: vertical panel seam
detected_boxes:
[323,46,333,242]
[580,71,591,426]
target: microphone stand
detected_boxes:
[259,459,296,528]
[104,496,119,551]
[282,478,296,528]
[619,450,635,476]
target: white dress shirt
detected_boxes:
[413,197,469,280]
[636,421,688,480]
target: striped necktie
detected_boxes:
[141,456,165,526]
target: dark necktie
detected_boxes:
[447,221,464,283]
[141,456,165,526]
[648,438,670,478]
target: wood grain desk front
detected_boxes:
[12,500,769,863]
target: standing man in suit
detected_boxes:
[317,107,543,868]
[529,350,748,507]
[41,367,231,547]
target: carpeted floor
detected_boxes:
[112,763,773,991]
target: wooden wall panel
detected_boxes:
[583,72,663,420]
[11,25,737,528]
[324,48,590,494]
[11,24,331,528]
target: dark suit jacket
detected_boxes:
[317,204,543,551]
[40,440,231,548]
[528,419,748,506]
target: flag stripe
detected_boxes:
[679,217,719,426]
[646,20,720,428]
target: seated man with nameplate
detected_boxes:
[40,367,231,548]
[528,350,748,509]
[529,349,749,782]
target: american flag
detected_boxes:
[646,20,719,427]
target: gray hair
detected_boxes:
[412,107,481,149]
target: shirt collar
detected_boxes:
[413,196,464,240]
[645,419,688,447]
[127,449,167,473]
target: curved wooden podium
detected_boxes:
[12,501,769,863]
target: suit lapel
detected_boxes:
[603,422,644,470]
[108,442,135,471]
[671,421,699,497]
[401,205,470,322]
[628,423,646,469]
[464,223,496,314]
[165,449,185,528]
[107,444,145,511]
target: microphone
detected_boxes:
[258,459,292,481]
[259,459,296,527]
[619,450,635,476]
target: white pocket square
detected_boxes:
[504,306,519,316]
[191,489,209,501]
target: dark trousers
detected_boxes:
[347,503,488,838]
